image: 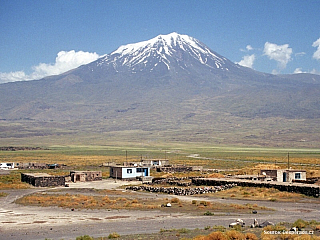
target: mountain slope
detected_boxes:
[1,32,320,147]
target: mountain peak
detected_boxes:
[111,32,191,55]
[100,32,232,73]
[154,32,194,45]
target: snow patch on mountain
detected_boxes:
[97,32,232,72]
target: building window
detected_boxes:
[127,169,132,174]
[137,168,143,172]
[295,173,301,179]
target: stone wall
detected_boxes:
[156,165,193,172]
[85,171,102,181]
[126,184,236,195]
[21,173,65,187]
[70,171,102,182]
[192,178,320,198]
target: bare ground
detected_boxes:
[1,179,319,240]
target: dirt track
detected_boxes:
[1,179,319,240]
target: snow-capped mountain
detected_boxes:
[73,32,258,91]
[92,32,237,74]
[1,32,320,147]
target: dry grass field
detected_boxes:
[0,144,319,169]
[14,188,270,214]
[1,144,319,192]
[0,172,30,189]
[211,186,310,202]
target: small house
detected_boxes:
[17,162,47,169]
[109,166,150,180]
[141,159,169,167]
[261,169,306,182]
[70,171,102,182]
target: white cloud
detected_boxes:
[0,50,100,83]
[293,68,320,75]
[240,45,253,52]
[293,68,305,74]
[0,71,29,83]
[312,38,320,60]
[263,42,292,69]
[246,45,253,51]
[236,54,255,69]
[295,52,306,57]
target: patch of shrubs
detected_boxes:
[204,211,214,216]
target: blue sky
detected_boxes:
[1,0,320,83]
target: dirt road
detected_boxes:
[1,179,319,240]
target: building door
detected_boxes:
[76,175,80,182]
[283,172,287,182]
[144,168,148,176]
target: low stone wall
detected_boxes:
[156,166,193,172]
[126,183,236,195]
[192,178,320,198]
[153,177,192,186]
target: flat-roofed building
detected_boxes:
[141,159,169,167]
[21,173,65,187]
[261,169,306,182]
[109,166,150,180]
[70,171,102,182]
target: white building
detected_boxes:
[0,162,15,170]
[141,159,169,167]
[261,169,307,182]
[109,166,150,180]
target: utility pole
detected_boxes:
[287,152,290,169]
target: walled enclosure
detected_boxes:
[21,173,65,187]
[192,178,320,198]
